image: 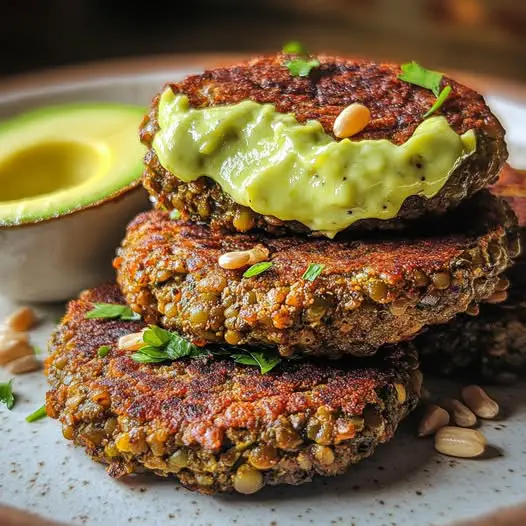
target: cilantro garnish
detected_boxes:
[302,263,325,282]
[169,209,181,220]
[26,404,47,422]
[84,303,141,321]
[398,61,452,117]
[286,58,320,78]
[0,380,15,410]
[398,61,443,96]
[97,345,110,358]
[230,350,281,374]
[423,85,452,118]
[243,261,273,278]
[131,325,207,364]
[129,326,282,374]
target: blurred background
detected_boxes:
[1,0,526,82]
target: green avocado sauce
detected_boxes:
[153,88,476,237]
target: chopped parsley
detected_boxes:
[398,61,443,96]
[169,209,181,220]
[282,40,306,54]
[230,350,281,374]
[302,263,325,282]
[97,345,110,358]
[398,61,452,117]
[243,261,273,278]
[84,303,141,322]
[26,404,47,422]
[423,85,452,118]
[0,380,15,410]
[131,325,207,364]
[129,325,282,374]
[286,58,320,78]
[32,345,42,355]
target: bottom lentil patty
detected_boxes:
[45,284,421,494]
[115,191,518,358]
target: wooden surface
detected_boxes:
[1,52,525,526]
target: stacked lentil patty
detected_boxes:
[46,53,520,494]
[417,165,526,384]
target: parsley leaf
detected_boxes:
[131,347,169,363]
[131,325,207,364]
[302,263,325,282]
[97,345,110,358]
[243,261,273,278]
[143,325,172,347]
[398,61,443,96]
[0,380,15,410]
[423,85,452,118]
[282,40,306,54]
[286,58,320,78]
[129,327,281,374]
[232,350,281,374]
[231,353,259,366]
[169,209,181,220]
[26,404,47,422]
[247,351,282,374]
[165,333,205,359]
[85,303,141,321]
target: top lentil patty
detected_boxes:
[140,53,507,235]
[114,190,518,358]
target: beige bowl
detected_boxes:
[0,74,164,302]
[0,186,149,302]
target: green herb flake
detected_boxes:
[165,333,204,360]
[0,380,15,410]
[231,353,259,366]
[423,85,452,118]
[285,58,320,78]
[97,345,110,358]
[169,209,181,220]
[130,326,207,364]
[302,263,325,282]
[142,325,173,347]
[129,327,280,374]
[131,350,168,364]
[84,303,141,322]
[32,345,42,356]
[398,61,443,96]
[282,40,306,54]
[243,261,273,278]
[232,351,281,374]
[26,404,47,422]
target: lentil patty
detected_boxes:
[114,191,518,358]
[140,53,507,236]
[45,284,421,494]
[418,164,525,383]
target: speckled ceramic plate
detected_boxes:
[1,56,526,526]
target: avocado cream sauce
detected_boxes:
[153,88,476,237]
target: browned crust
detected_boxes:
[114,191,518,357]
[45,284,420,493]
[417,165,525,383]
[140,53,508,235]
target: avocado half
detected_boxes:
[0,102,150,301]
